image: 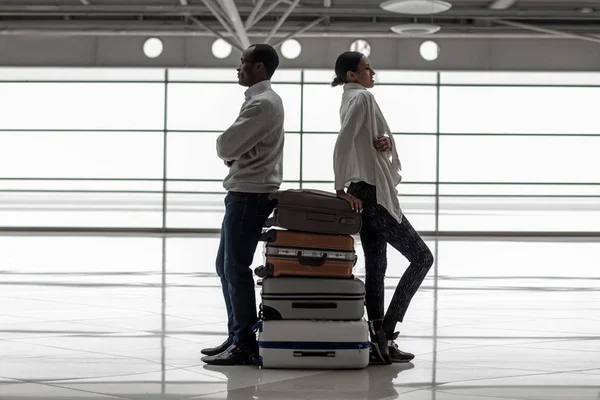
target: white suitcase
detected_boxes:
[256,319,370,369]
[259,277,365,321]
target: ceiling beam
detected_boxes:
[212,1,235,25]
[4,20,600,39]
[489,0,517,10]
[245,0,265,29]
[188,15,244,52]
[265,0,300,44]
[272,16,326,47]
[4,18,600,35]
[245,0,286,30]
[494,19,600,45]
[202,0,234,27]
[201,0,242,47]
[221,0,251,48]
[1,6,600,20]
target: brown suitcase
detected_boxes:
[266,189,362,235]
[254,230,357,279]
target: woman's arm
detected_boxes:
[333,93,368,191]
[333,93,369,213]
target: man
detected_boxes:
[201,44,284,366]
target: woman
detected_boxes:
[332,51,434,365]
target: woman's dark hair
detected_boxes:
[331,51,364,87]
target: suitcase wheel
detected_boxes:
[250,354,263,367]
[254,265,267,278]
[258,304,282,321]
[259,229,277,242]
[254,264,274,278]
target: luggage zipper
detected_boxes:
[266,244,355,254]
[261,295,364,300]
[265,247,355,261]
[258,341,371,350]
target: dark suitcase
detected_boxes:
[266,189,362,235]
[254,229,356,279]
[259,277,365,321]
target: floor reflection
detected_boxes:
[1,236,599,399]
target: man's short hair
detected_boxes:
[250,44,280,79]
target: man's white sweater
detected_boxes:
[216,80,285,193]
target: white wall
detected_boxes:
[2,35,600,70]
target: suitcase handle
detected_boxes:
[306,212,335,222]
[298,254,327,266]
[293,351,335,358]
[291,302,337,309]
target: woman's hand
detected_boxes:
[336,190,363,213]
[373,135,392,152]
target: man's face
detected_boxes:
[237,47,259,87]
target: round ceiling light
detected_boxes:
[391,23,441,35]
[143,37,163,58]
[420,40,440,61]
[380,0,452,15]
[350,39,371,57]
[211,38,232,59]
[281,39,302,59]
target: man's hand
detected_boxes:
[336,190,363,213]
[373,135,392,152]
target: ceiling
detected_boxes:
[1,0,600,45]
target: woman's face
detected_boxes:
[347,56,375,88]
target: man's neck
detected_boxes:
[249,78,269,87]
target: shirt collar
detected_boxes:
[343,82,367,92]
[244,80,271,100]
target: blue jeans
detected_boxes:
[215,191,275,348]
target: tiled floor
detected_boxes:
[1,235,600,399]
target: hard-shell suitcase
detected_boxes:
[259,277,365,321]
[254,229,356,279]
[256,319,370,369]
[266,189,362,235]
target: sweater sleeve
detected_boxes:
[216,99,268,162]
[333,93,369,191]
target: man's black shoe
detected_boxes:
[201,338,233,356]
[201,344,257,366]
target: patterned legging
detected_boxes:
[348,181,434,337]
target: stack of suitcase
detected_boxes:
[253,189,371,369]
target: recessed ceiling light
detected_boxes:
[420,40,440,61]
[380,0,452,15]
[211,38,232,59]
[143,37,163,58]
[350,39,372,57]
[281,39,302,59]
[391,23,441,35]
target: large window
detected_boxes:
[438,72,600,232]
[1,68,599,233]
